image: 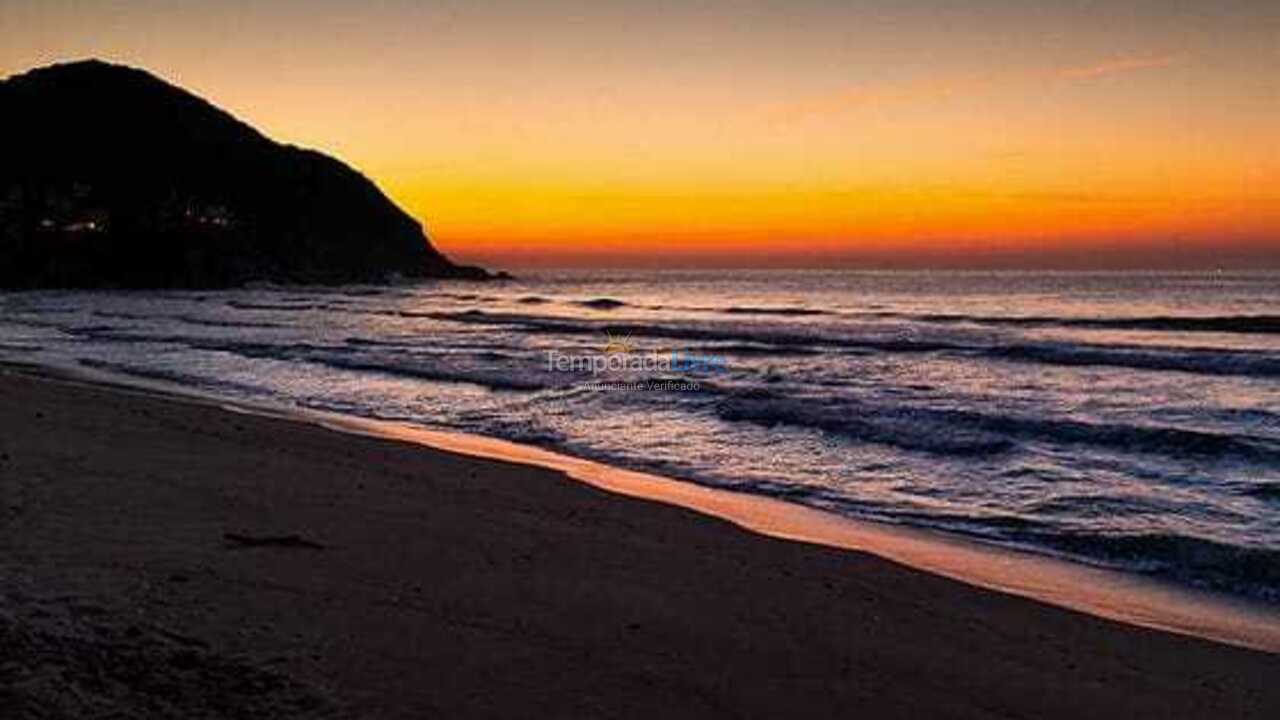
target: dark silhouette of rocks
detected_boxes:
[0,60,497,288]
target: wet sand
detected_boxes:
[2,369,1278,718]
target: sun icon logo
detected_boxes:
[602,329,634,354]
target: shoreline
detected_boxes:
[13,359,1280,654]
[4,364,1280,717]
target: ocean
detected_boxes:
[2,270,1278,601]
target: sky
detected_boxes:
[2,0,1278,268]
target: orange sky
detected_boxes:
[3,0,1277,268]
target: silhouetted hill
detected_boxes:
[0,60,494,288]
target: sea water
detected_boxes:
[2,270,1277,601]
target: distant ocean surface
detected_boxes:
[3,270,1278,601]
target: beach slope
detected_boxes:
[1,370,1277,718]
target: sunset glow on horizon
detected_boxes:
[4,0,1277,268]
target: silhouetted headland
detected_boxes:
[0,60,500,288]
